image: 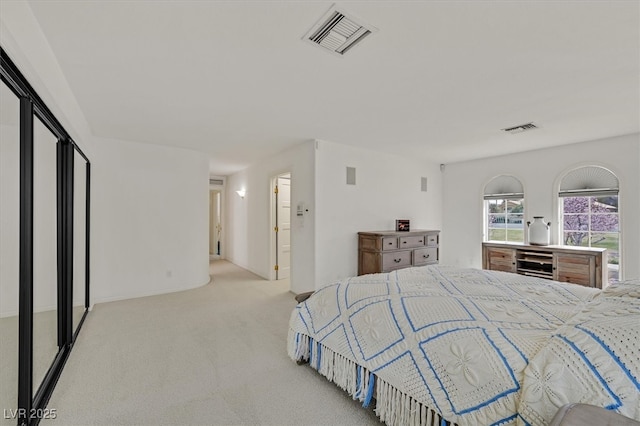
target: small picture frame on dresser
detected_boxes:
[396,219,410,232]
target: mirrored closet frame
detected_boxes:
[1,48,90,426]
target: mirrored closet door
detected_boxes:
[0,73,20,426]
[1,47,91,426]
[31,117,59,399]
[72,148,89,337]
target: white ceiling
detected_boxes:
[25,0,639,176]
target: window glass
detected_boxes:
[562,195,620,282]
[486,198,524,242]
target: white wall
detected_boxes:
[91,137,211,303]
[442,133,640,279]
[314,140,443,287]
[225,141,316,294]
[225,140,444,293]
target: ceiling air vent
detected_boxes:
[502,122,539,134]
[304,5,377,56]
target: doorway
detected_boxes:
[209,189,222,259]
[272,173,291,280]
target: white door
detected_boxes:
[276,175,291,279]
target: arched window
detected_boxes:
[559,166,620,282]
[484,175,525,242]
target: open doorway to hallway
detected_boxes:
[271,172,291,280]
[209,177,224,260]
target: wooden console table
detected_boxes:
[482,242,607,288]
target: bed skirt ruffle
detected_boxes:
[288,330,455,426]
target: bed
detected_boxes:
[287,265,640,426]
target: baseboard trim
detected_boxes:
[91,275,212,306]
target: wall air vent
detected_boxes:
[304,5,377,56]
[209,178,224,186]
[502,122,539,134]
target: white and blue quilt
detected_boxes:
[287,266,640,426]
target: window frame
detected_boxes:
[560,193,620,283]
[483,175,526,244]
[557,165,621,284]
[484,197,526,243]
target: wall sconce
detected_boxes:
[235,189,246,198]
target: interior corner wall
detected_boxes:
[225,141,315,295]
[314,140,443,288]
[91,137,211,303]
[441,133,640,279]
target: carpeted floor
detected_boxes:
[39,260,380,425]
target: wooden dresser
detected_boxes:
[358,230,440,275]
[482,242,607,288]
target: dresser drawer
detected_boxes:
[382,237,398,251]
[399,235,426,249]
[413,247,438,266]
[382,250,412,270]
[358,230,440,275]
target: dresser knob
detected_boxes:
[394,259,401,263]
[423,254,430,258]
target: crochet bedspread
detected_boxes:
[287,265,640,426]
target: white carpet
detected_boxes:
[39,260,380,426]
